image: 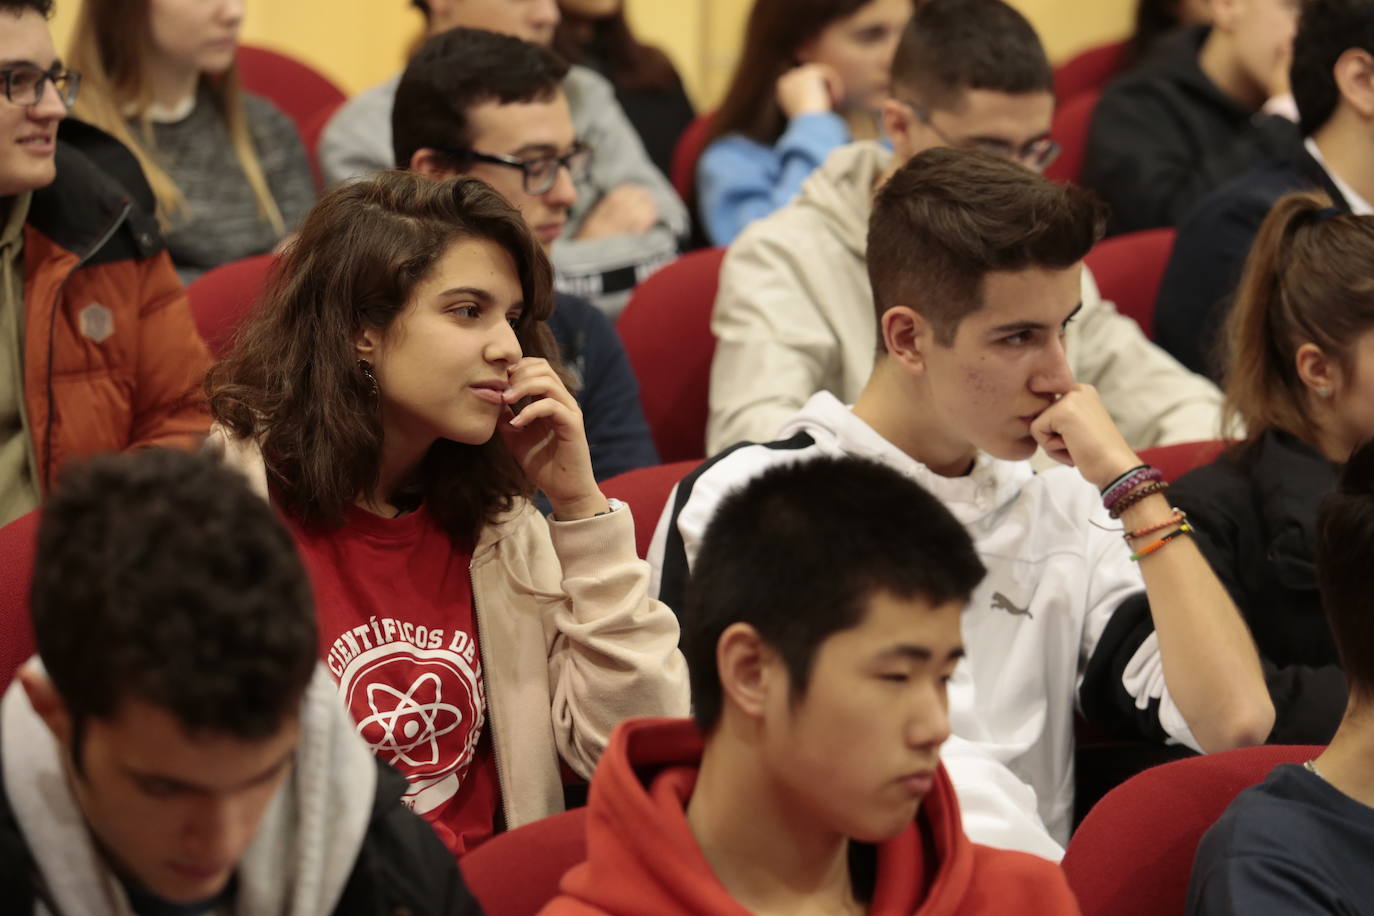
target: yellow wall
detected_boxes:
[50,0,1136,108]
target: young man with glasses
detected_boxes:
[393,26,659,486]
[0,0,211,529]
[321,0,686,317]
[706,0,1225,459]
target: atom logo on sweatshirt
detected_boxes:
[334,627,486,816]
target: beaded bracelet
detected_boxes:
[1100,464,1149,496]
[1129,523,1193,562]
[1123,508,1187,542]
[1108,480,1170,519]
[1103,466,1164,512]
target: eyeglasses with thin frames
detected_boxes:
[1,65,80,109]
[439,143,592,195]
[897,99,1060,172]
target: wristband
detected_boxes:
[1100,464,1149,496]
[1108,480,1170,519]
[1124,508,1187,541]
[1103,467,1163,512]
[1130,523,1192,562]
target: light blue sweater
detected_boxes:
[696,111,849,246]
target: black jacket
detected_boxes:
[1082,27,1301,235]
[1154,150,1349,379]
[1169,430,1347,744]
[547,292,658,481]
[0,755,482,915]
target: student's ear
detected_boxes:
[716,623,780,721]
[881,99,916,161]
[1295,342,1341,401]
[880,306,930,375]
[410,149,458,181]
[18,667,72,747]
[354,325,382,360]
[1334,48,1374,119]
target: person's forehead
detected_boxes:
[0,10,59,68]
[92,699,299,781]
[960,267,1082,329]
[938,88,1054,141]
[824,590,964,659]
[466,95,575,151]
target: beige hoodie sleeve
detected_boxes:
[1069,269,1227,449]
[539,503,691,777]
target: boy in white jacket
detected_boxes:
[653,148,1273,859]
[708,0,1223,454]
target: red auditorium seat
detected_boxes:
[616,247,726,464]
[1043,88,1101,185]
[1139,440,1230,482]
[1053,40,1128,104]
[0,510,39,691]
[460,808,587,916]
[600,460,701,558]
[1064,745,1319,916]
[670,111,715,206]
[236,45,347,141]
[186,254,276,357]
[1083,227,1177,338]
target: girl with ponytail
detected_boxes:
[1169,191,1374,744]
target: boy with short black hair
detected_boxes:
[1189,437,1374,913]
[545,456,1080,915]
[655,147,1274,859]
[0,448,474,913]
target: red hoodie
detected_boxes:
[541,718,1080,915]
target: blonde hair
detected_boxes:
[67,0,285,234]
[1222,192,1374,445]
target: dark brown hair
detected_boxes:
[890,0,1052,109]
[207,171,561,541]
[1222,193,1374,445]
[868,147,1105,346]
[707,0,900,146]
[553,6,679,94]
[1317,436,1374,703]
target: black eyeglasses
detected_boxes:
[898,99,1060,172]
[1,65,80,108]
[442,143,592,195]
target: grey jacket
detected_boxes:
[318,66,687,317]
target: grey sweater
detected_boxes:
[319,66,687,317]
[144,87,316,283]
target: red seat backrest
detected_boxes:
[1139,440,1230,482]
[0,510,39,691]
[1043,88,1102,185]
[616,248,726,464]
[459,808,587,916]
[1063,745,1319,916]
[235,45,347,139]
[1083,227,1177,339]
[1053,40,1128,104]
[670,112,716,205]
[600,460,701,558]
[186,254,276,357]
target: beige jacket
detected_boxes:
[707,141,1226,455]
[207,429,690,830]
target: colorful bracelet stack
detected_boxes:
[1105,467,1192,562]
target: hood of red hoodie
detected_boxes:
[551,717,978,915]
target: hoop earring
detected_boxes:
[358,359,379,398]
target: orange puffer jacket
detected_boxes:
[20,121,211,491]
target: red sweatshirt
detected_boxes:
[541,718,1081,915]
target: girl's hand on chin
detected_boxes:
[499,358,609,520]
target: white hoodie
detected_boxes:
[2,663,377,916]
[707,141,1225,455]
[651,392,1202,856]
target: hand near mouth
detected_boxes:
[1028,384,1142,490]
[498,357,608,520]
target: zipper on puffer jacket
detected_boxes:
[41,199,131,491]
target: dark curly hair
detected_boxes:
[30,448,317,769]
[206,171,561,542]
